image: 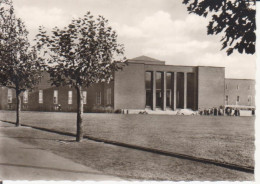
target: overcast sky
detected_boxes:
[12,0,256,79]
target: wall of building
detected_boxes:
[197,66,225,109]
[114,63,146,110]
[0,58,255,112]
[225,79,255,107]
[0,81,114,112]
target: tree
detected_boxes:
[0,0,42,126]
[183,0,256,55]
[35,12,125,142]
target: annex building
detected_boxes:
[0,56,255,112]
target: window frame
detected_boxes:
[53,90,58,104]
[68,91,73,105]
[39,90,43,104]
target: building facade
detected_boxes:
[0,56,255,112]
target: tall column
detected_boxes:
[163,72,166,111]
[173,72,177,110]
[184,72,187,109]
[152,71,156,110]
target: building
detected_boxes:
[0,56,255,112]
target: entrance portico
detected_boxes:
[146,70,194,111]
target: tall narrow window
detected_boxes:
[225,95,228,105]
[166,73,173,108]
[248,85,251,90]
[145,72,152,107]
[187,73,195,109]
[7,89,12,103]
[39,90,43,103]
[248,95,252,106]
[23,90,28,103]
[83,91,87,104]
[237,85,239,90]
[107,88,111,105]
[156,72,163,108]
[96,91,101,105]
[53,90,58,104]
[236,96,240,105]
[225,84,228,90]
[68,91,73,104]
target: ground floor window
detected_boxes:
[23,90,28,103]
[7,89,12,103]
[236,96,240,105]
[83,91,87,104]
[225,95,228,105]
[53,90,58,104]
[156,72,163,108]
[106,88,111,105]
[96,91,101,105]
[145,71,152,107]
[166,72,173,108]
[39,90,43,103]
[248,95,252,106]
[68,91,73,104]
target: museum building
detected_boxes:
[0,56,255,112]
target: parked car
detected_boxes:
[176,109,197,115]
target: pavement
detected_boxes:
[0,121,123,181]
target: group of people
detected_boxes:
[225,107,240,116]
[198,106,255,116]
[198,107,224,116]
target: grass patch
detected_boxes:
[0,123,254,181]
[0,110,254,167]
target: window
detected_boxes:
[156,72,163,108]
[145,72,152,107]
[68,91,73,104]
[96,91,101,105]
[106,88,112,105]
[237,96,240,102]
[248,95,252,106]
[53,90,58,104]
[7,89,12,103]
[39,90,43,103]
[225,95,228,105]
[237,85,239,90]
[83,91,87,104]
[225,84,228,90]
[166,72,173,107]
[23,90,28,103]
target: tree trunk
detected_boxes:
[16,90,21,127]
[76,86,84,142]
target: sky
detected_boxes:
[11,0,256,79]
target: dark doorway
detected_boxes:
[177,72,184,108]
[166,72,174,108]
[187,73,195,109]
[145,72,152,107]
[156,72,163,108]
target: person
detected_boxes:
[227,107,231,116]
[231,108,235,116]
[219,107,223,116]
[58,104,62,111]
[252,108,255,116]
[214,107,217,116]
[204,109,207,116]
